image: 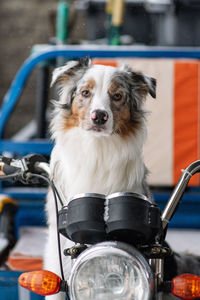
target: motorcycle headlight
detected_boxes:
[69,242,153,300]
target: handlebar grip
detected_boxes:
[23,154,47,173]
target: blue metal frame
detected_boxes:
[0,140,53,155]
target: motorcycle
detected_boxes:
[0,154,200,300]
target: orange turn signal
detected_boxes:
[18,270,61,296]
[172,273,200,300]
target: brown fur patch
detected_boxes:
[112,102,139,137]
[108,81,125,104]
[109,81,140,138]
[140,83,150,96]
[80,78,95,92]
[62,78,95,131]
[56,74,71,86]
[62,101,80,131]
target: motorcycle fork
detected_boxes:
[149,258,164,300]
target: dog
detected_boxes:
[44,57,158,299]
[44,57,156,299]
[44,58,200,300]
[49,57,156,196]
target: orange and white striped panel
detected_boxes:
[173,61,200,186]
[92,58,200,186]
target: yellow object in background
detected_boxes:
[106,0,114,15]
[112,0,125,27]
[106,0,125,45]
[0,194,17,213]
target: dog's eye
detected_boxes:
[112,93,122,101]
[81,90,91,97]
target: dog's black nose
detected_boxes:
[91,110,109,125]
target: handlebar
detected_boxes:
[0,154,199,230]
[162,160,200,230]
[34,161,50,177]
[0,154,65,206]
[0,154,49,183]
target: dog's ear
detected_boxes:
[131,71,156,99]
[51,57,91,87]
[120,65,156,99]
[143,75,156,99]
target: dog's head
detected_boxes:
[51,57,156,137]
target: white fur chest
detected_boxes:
[50,127,146,204]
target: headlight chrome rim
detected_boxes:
[69,241,154,300]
